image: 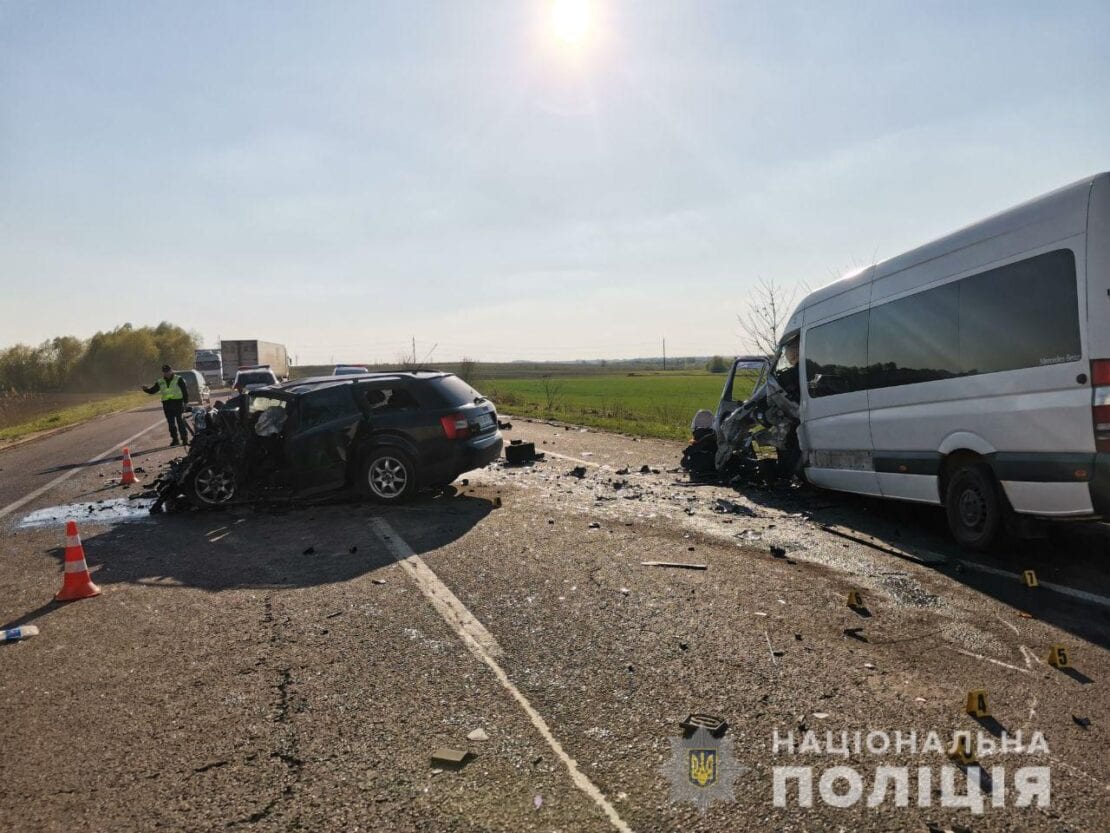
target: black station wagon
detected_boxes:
[155,371,503,509]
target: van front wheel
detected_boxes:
[945,462,1003,551]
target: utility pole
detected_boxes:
[663,337,667,371]
[412,336,416,365]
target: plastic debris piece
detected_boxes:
[640,561,707,570]
[430,748,471,768]
[679,713,728,738]
[1,625,40,642]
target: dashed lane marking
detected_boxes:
[0,418,163,523]
[369,516,634,833]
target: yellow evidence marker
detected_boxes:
[846,590,864,609]
[1047,645,1071,668]
[1023,570,1039,587]
[948,731,978,765]
[965,689,991,718]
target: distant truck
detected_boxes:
[220,340,289,384]
[193,348,224,387]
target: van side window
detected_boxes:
[869,282,960,388]
[959,249,1080,374]
[805,310,869,397]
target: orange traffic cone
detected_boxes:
[55,519,101,602]
[120,446,138,486]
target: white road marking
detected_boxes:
[951,559,1110,609]
[0,418,163,523]
[1019,644,1042,670]
[369,517,634,833]
[948,646,1032,674]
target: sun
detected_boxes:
[550,0,593,46]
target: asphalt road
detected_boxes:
[2,408,1108,832]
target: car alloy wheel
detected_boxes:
[368,455,408,500]
[193,464,236,504]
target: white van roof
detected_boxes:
[789,172,1110,321]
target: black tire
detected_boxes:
[361,448,417,503]
[945,461,1003,551]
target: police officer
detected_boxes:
[142,364,190,446]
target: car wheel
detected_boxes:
[362,449,417,503]
[189,463,237,506]
[944,462,1003,551]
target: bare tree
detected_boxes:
[540,374,563,412]
[737,277,799,358]
[458,356,479,385]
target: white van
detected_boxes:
[769,172,1110,549]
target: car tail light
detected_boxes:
[440,413,470,440]
[1092,360,1110,452]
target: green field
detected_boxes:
[0,391,150,444]
[484,372,755,440]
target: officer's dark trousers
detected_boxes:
[162,399,188,445]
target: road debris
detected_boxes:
[843,627,868,642]
[1,624,40,643]
[640,561,708,570]
[679,713,728,738]
[505,440,544,466]
[303,546,316,555]
[769,545,786,558]
[568,466,587,479]
[713,498,756,516]
[466,728,490,742]
[1072,715,1091,729]
[430,748,472,769]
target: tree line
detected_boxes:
[0,322,198,393]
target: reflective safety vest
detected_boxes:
[157,375,184,402]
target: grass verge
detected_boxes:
[0,391,150,444]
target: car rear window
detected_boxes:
[428,375,483,407]
[238,371,276,386]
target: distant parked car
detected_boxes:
[332,364,370,376]
[177,369,211,405]
[232,365,279,393]
[154,371,504,509]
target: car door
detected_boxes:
[285,385,364,496]
[714,358,769,429]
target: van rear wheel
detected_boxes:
[945,462,1003,551]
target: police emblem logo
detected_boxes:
[688,749,717,787]
[663,719,746,811]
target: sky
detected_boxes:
[2,1,1108,364]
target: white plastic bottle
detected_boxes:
[1,625,39,642]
